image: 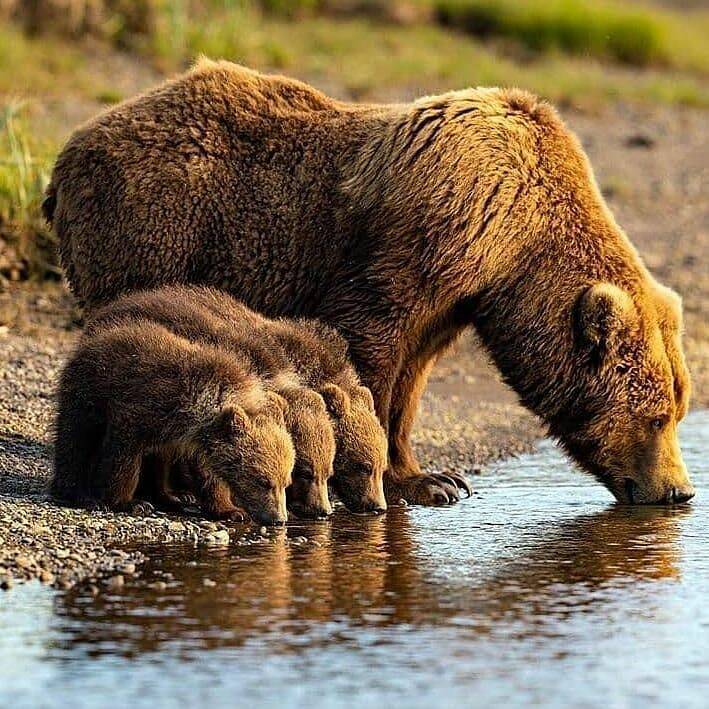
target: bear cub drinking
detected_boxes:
[52,320,295,525]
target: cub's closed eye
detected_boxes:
[299,468,315,482]
[359,464,374,477]
[257,478,273,491]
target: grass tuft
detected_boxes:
[0,102,58,279]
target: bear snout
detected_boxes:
[665,484,695,504]
[621,477,695,505]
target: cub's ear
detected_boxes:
[319,383,350,419]
[214,405,250,437]
[575,283,638,351]
[262,391,289,427]
[352,385,376,413]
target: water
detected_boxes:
[2,412,709,708]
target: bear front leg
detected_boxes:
[385,358,473,506]
[94,438,154,515]
[199,473,248,522]
[140,455,198,512]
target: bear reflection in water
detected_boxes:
[51,504,689,656]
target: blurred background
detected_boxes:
[0,0,707,283]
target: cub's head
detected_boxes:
[320,383,388,514]
[558,282,693,505]
[205,392,295,525]
[281,387,335,520]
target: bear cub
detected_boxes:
[52,320,295,525]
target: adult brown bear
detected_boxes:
[45,60,694,506]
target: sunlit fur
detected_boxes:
[52,321,295,524]
[46,62,692,505]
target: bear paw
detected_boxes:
[385,471,472,506]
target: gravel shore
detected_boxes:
[0,101,706,591]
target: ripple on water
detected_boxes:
[2,412,709,708]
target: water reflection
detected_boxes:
[50,502,690,656]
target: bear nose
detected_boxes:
[669,485,695,504]
[256,511,287,526]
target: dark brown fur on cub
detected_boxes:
[89,285,388,513]
[52,320,295,524]
[47,62,692,505]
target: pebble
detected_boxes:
[205,530,230,546]
[39,571,55,585]
[14,555,34,570]
[87,584,99,596]
[120,563,136,575]
[203,578,217,587]
[0,576,13,590]
[149,581,167,591]
[260,526,268,536]
[106,574,124,589]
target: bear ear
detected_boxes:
[215,405,250,437]
[575,283,638,352]
[319,383,350,419]
[352,385,376,413]
[262,391,289,427]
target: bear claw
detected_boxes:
[386,473,470,506]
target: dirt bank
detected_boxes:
[0,100,706,591]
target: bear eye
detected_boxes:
[650,417,665,431]
[358,463,374,477]
[299,467,315,482]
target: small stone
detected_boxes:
[259,526,268,536]
[625,133,655,149]
[57,577,73,590]
[150,580,167,591]
[203,578,217,587]
[14,555,34,570]
[397,499,408,507]
[39,571,55,585]
[55,549,69,559]
[120,563,136,575]
[106,575,124,589]
[205,530,230,546]
[87,584,100,596]
[0,576,13,590]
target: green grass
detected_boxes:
[432,0,709,73]
[0,102,58,278]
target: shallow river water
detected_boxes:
[2,411,709,708]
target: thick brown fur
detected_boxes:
[88,285,387,513]
[47,61,693,505]
[52,320,295,524]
